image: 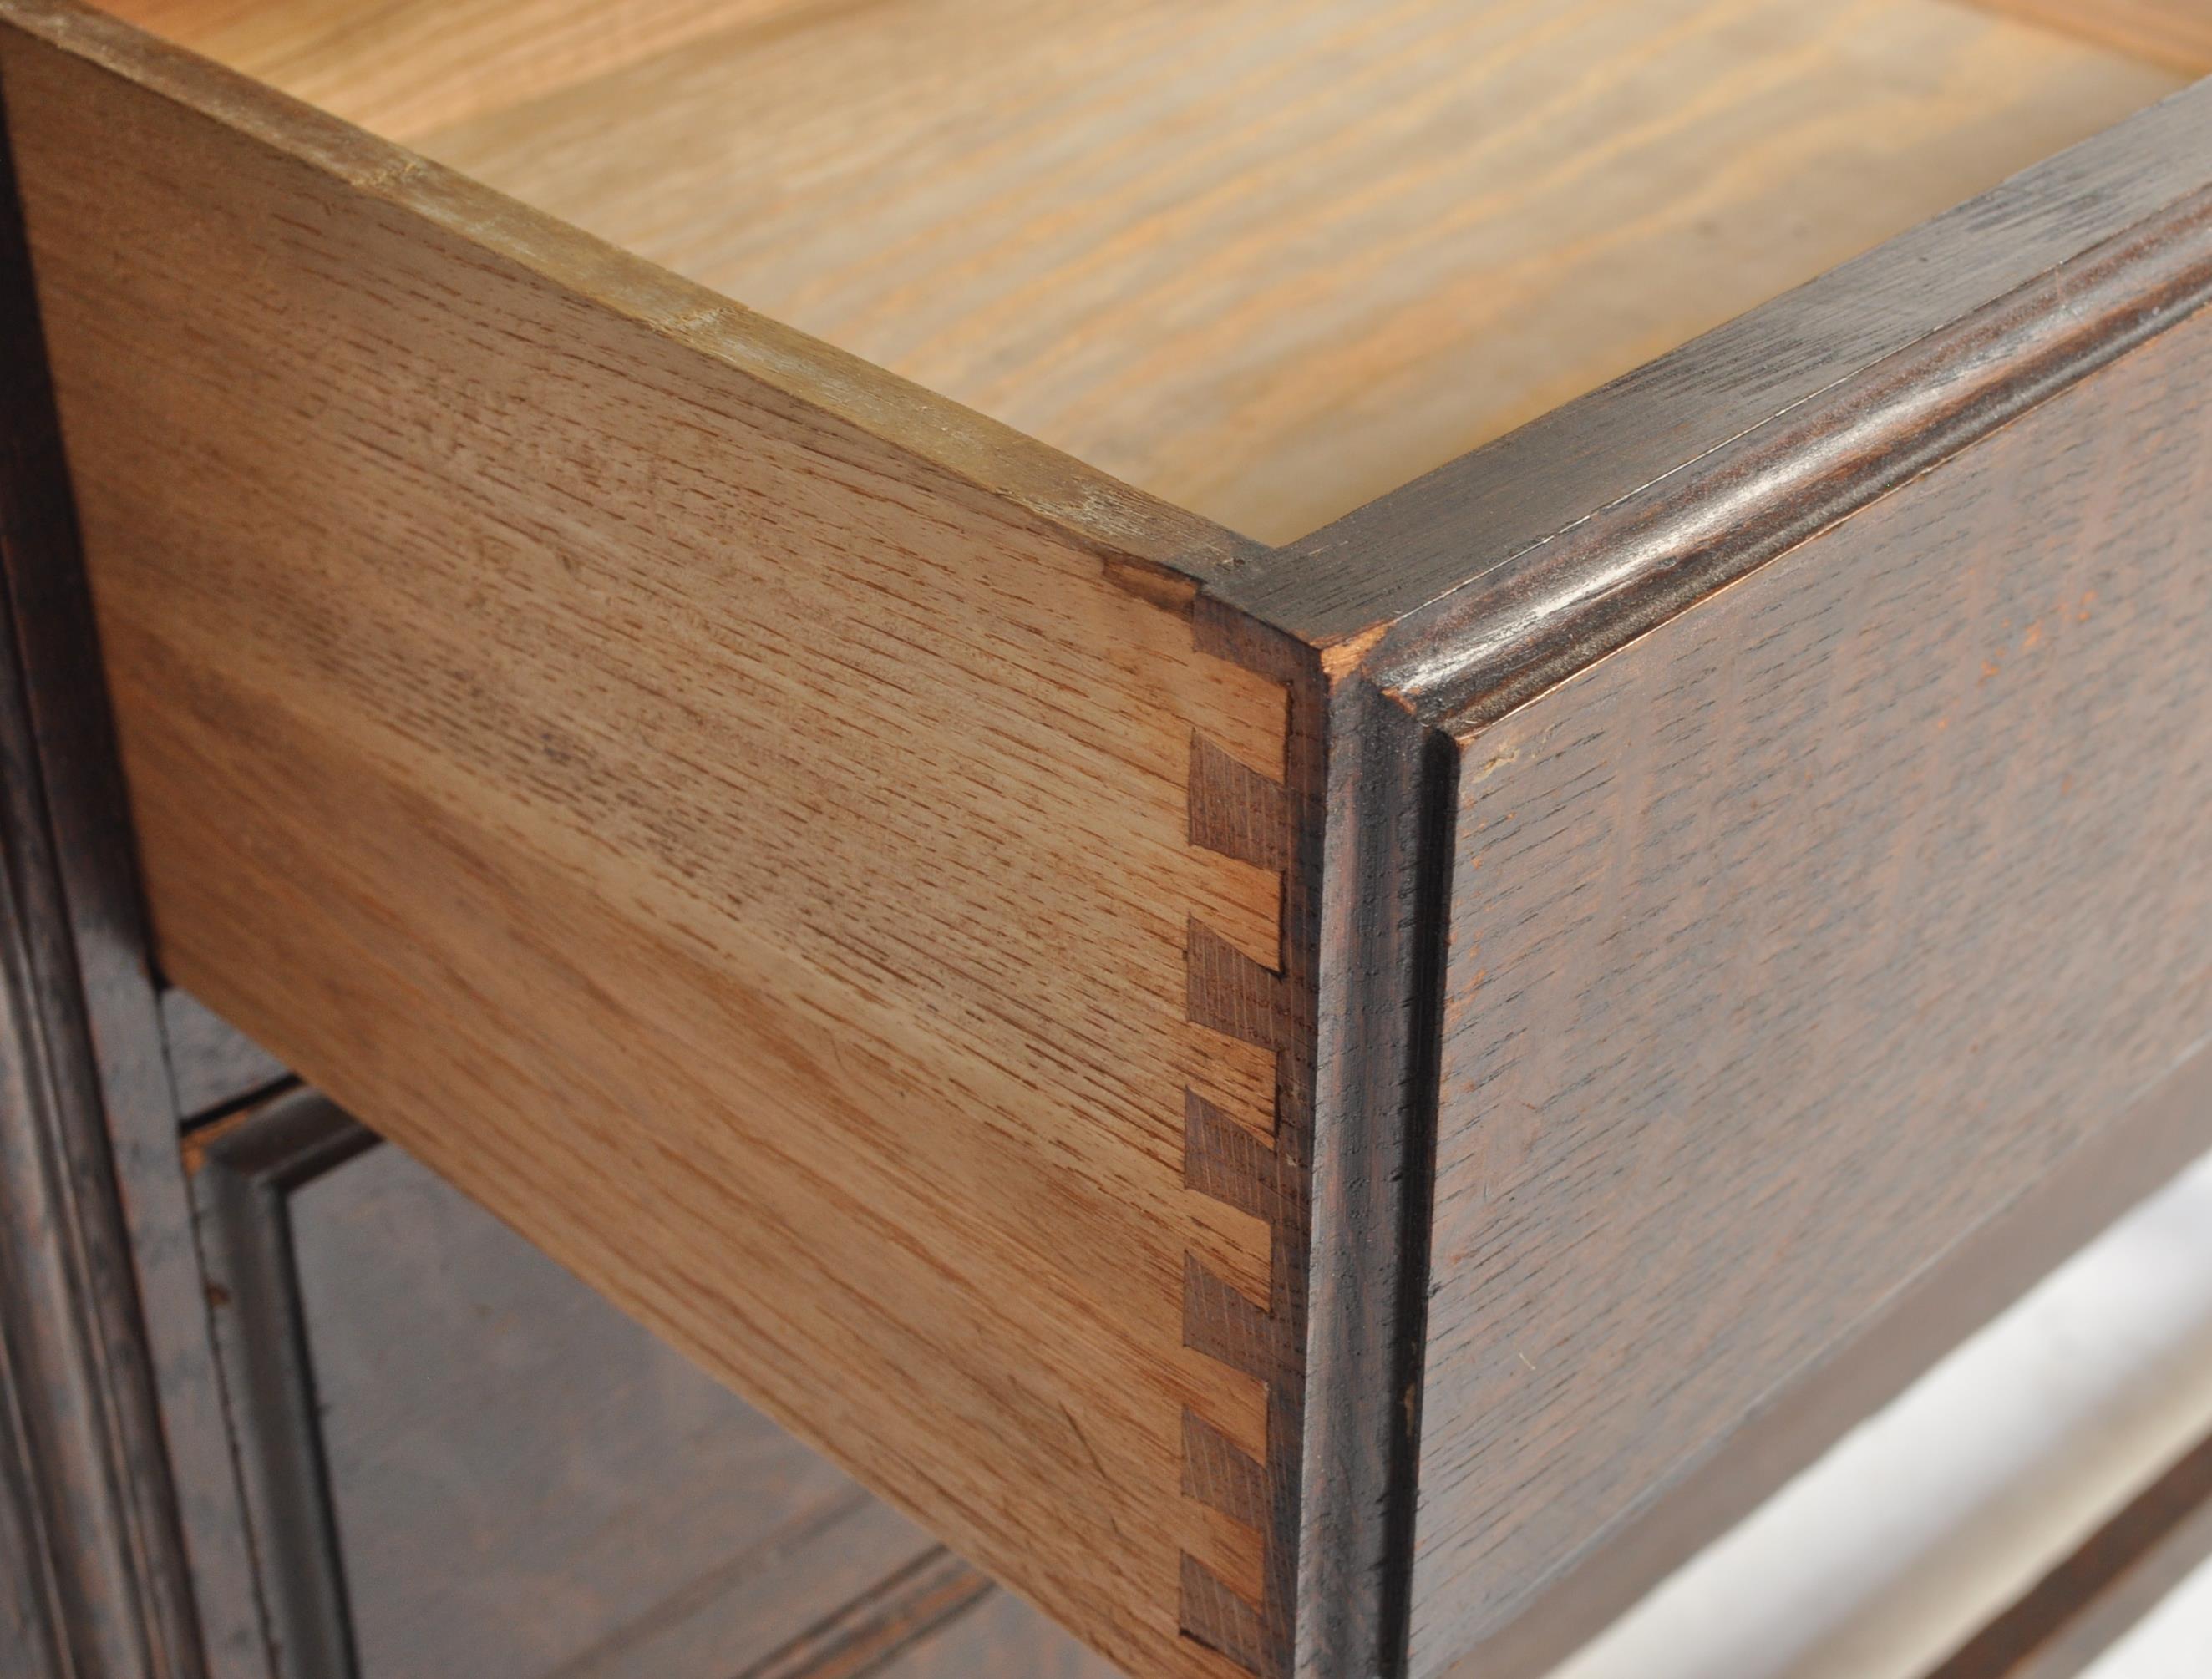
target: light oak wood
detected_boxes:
[1964,0,2212,74]
[0,6,1314,1675]
[99,0,2174,542]
[95,0,821,135]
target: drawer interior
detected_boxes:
[98,0,2185,542]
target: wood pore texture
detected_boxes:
[0,7,1316,1676]
[1412,302,2212,1673]
[97,0,2176,542]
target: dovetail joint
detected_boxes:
[1177,628,1296,1677]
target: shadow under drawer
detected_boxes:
[188,1089,1115,1679]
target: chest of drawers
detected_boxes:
[3,5,2209,1676]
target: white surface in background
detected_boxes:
[2083,1553,2212,1678]
[1551,1147,2212,1679]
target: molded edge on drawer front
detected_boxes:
[1327,148,2212,1679]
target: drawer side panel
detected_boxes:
[0,11,1321,1677]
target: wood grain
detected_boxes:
[1410,298,2212,1676]
[197,1089,1125,1679]
[1221,73,2212,645]
[1964,0,2212,74]
[14,6,2209,1677]
[1454,1034,2212,1679]
[99,0,2174,543]
[0,7,1315,1676]
[93,0,822,136]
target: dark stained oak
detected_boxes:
[1413,307,2212,1671]
[1206,73,2212,1679]
[0,57,242,1677]
[0,338,194,1679]
[1217,83,2212,648]
[1458,1035,2212,1679]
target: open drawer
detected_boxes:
[3,3,2210,1676]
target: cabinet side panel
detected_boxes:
[0,13,1315,1677]
[1414,307,2212,1671]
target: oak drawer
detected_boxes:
[3,4,2210,1676]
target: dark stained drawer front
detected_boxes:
[1213,106,2212,1678]
[1414,303,2212,1676]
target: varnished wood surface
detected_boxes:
[1457,1037,2212,1679]
[1410,297,2212,1675]
[12,5,2212,1677]
[0,6,1313,1675]
[1210,74,2212,1679]
[1222,78,2212,644]
[99,0,2173,542]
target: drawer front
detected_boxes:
[1415,306,2212,1672]
[1212,69,2212,1679]
[192,1092,1120,1679]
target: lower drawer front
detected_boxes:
[194,1094,1119,1679]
